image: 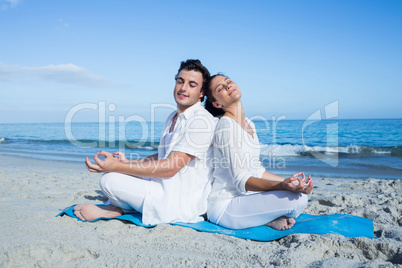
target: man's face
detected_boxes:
[173,69,204,113]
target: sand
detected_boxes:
[0,154,401,267]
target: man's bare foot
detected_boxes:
[74,204,122,221]
[266,216,296,230]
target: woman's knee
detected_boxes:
[298,193,309,210]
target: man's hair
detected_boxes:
[175,59,210,102]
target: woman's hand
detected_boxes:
[282,172,313,194]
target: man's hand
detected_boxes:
[281,172,313,194]
[85,151,121,173]
[112,151,129,163]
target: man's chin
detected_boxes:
[175,98,189,106]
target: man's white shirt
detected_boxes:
[142,102,217,225]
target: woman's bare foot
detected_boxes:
[74,204,122,221]
[266,216,296,230]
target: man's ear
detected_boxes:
[199,90,205,100]
[212,101,223,109]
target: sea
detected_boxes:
[0,119,401,180]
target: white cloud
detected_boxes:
[0,62,120,88]
[56,18,70,31]
[0,0,22,9]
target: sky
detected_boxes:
[0,0,401,123]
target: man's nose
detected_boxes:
[180,83,187,91]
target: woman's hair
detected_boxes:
[204,73,226,117]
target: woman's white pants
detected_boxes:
[209,190,308,229]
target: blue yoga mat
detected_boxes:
[57,205,374,241]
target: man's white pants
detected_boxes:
[100,172,151,214]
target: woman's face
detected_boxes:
[209,75,242,109]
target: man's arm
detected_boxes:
[112,152,158,164]
[85,150,195,179]
[140,153,159,162]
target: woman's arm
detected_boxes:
[260,171,286,182]
[245,176,282,191]
[245,172,313,194]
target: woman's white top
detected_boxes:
[207,116,266,218]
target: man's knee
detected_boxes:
[99,172,118,191]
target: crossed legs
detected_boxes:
[74,172,151,221]
[211,190,308,230]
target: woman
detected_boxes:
[205,74,313,230]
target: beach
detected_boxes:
[0,154,400,267]
[2,0,401,266]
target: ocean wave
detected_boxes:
[353,162,402,171]
[1,138,159,150]
[260,144,402,157]
[2,137,402,156]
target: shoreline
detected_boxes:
[1,151,401,181]
[0,155,401,266]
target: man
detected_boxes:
[74,59,217,225]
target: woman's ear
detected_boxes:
[212,101,223,109]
